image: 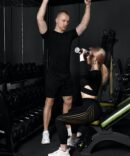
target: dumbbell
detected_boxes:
[12,119,25,143]
[28,110,42,127]
[7,89,23,111]
[20,115,33,135]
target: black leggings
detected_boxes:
[56,98,102,144]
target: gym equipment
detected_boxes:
[80,97,130,156]
[0,63,45,155]
[101,29,118,101]
[112,57,130,101]
[0,63,44,82]
[112,58,123,104]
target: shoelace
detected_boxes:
[43,133,49,140]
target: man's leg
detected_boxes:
[44,97,54,130]
[62,96,72,137]
[41,97,54,144]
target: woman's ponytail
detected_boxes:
[101,64,109,86]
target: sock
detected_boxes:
[43,130,49,133]
[67,127,72,136]
[59,147,68,152]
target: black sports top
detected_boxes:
[80,61,102,96]
[41,29,78,75]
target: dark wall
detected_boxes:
[0,6,43,64]
[0,5,4,63]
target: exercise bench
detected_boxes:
[80,97,130,156]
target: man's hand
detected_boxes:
[42,0,49,2]
[84,0,91,7]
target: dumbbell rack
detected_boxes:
[0,63,45,155]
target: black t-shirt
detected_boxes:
[80,61,102,96]
[41,29,78,75]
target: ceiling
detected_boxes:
[0,0,108,7]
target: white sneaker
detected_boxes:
[77,132,82,137]
[41,131,50,144]
[48,148,70,156]
[67,137,80,147]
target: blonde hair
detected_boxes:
[90,47,109,86]
[101,64,109,86]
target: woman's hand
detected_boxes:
[80,48,87,61]
[80,52,85,62]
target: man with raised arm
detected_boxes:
[37,0,91,145]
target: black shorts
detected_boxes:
[45,72,73,98]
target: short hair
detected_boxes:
[56,10,70,18]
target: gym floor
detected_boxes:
[17,119,130,156]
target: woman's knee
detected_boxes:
[63,96,72,107]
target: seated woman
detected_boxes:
[48,47,109,156]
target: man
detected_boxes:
[37,0,91,144]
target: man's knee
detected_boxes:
[44,97,54,109]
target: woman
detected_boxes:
[48,47,109,156]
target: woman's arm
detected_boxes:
[79,53,90,82]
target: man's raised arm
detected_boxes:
[37,0,49,34]
[76,0,91,36]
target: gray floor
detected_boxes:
[17,131,130,156]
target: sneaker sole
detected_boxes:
[41,141,50,144]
